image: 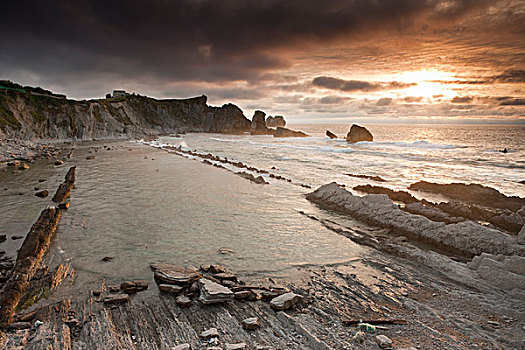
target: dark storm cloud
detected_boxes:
[0,0,497,93]
[493,69,525,83]
[312,77,415,92]
[499,98,525,106]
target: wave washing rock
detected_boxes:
[0,82,252,140]
[273,127,308,138]
[266,115,286,128]
[250,110,273,135]
[306,182,525,257]
[346,124,373,143]
[409,181,525,212]
[326,130,338,139]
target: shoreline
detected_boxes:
[0,139,524,349]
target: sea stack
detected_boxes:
[250,110,274,135]
[326,130,338,139]
[266,116,286,128]
[346,124,373,143]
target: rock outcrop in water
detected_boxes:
[0,81,252,140]
[273,127,308,138]
[306,182,525,257]
[346,124,373,143]
[266,115,286,128]
[326,130,338,139]
[409,181,525,212]
[250,110,273,135]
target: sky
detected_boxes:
[1,0,524,124]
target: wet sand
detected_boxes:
[0,140,524,349]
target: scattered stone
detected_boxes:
[159,284,183,294]
[376,335,393,349]
[172,344,191,350]
[121,280,148,294]
[242,317,260,330]
[7,321,31,330]
[109,285,121,293]
[103,294,129,305]
[0,235,6,243]
[198,278,234,304]
[19,164,30,170]
[34,320,44,328]
[209,264,227,274]
[58,202,70,210]
[92,290,102,297]
[269,292,302,310]
[176,295,192,308]
[225,343,248,350]
[54,160,64,166]
[101,256,113,262]
[346,124,373,143]
[38,179,46,183]
[234,291,252,300]
[86,155,96,160]
[213,273,237,281]
[151,264,201,285]
[7,160,20,167]
[35,190,49,198]
[200,327,220,340]
[326,130,338,139]
[11,236,23,240]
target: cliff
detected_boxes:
[0,81,251,140]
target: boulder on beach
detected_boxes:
[346,124,373,143]
[273,127,308,138]
[250,110,274,135]
[266,115,286,128]
[326,130,338,139]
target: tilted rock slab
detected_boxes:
[306,183,525,257]
[198,278,234,304]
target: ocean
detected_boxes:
[155,124,525,198]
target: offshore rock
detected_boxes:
[250,110,273,135]
[266,115,286,128]
[273,127,308,138]
[198,278,234,304]
[346,124,373,143]
[326,130,338,139]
